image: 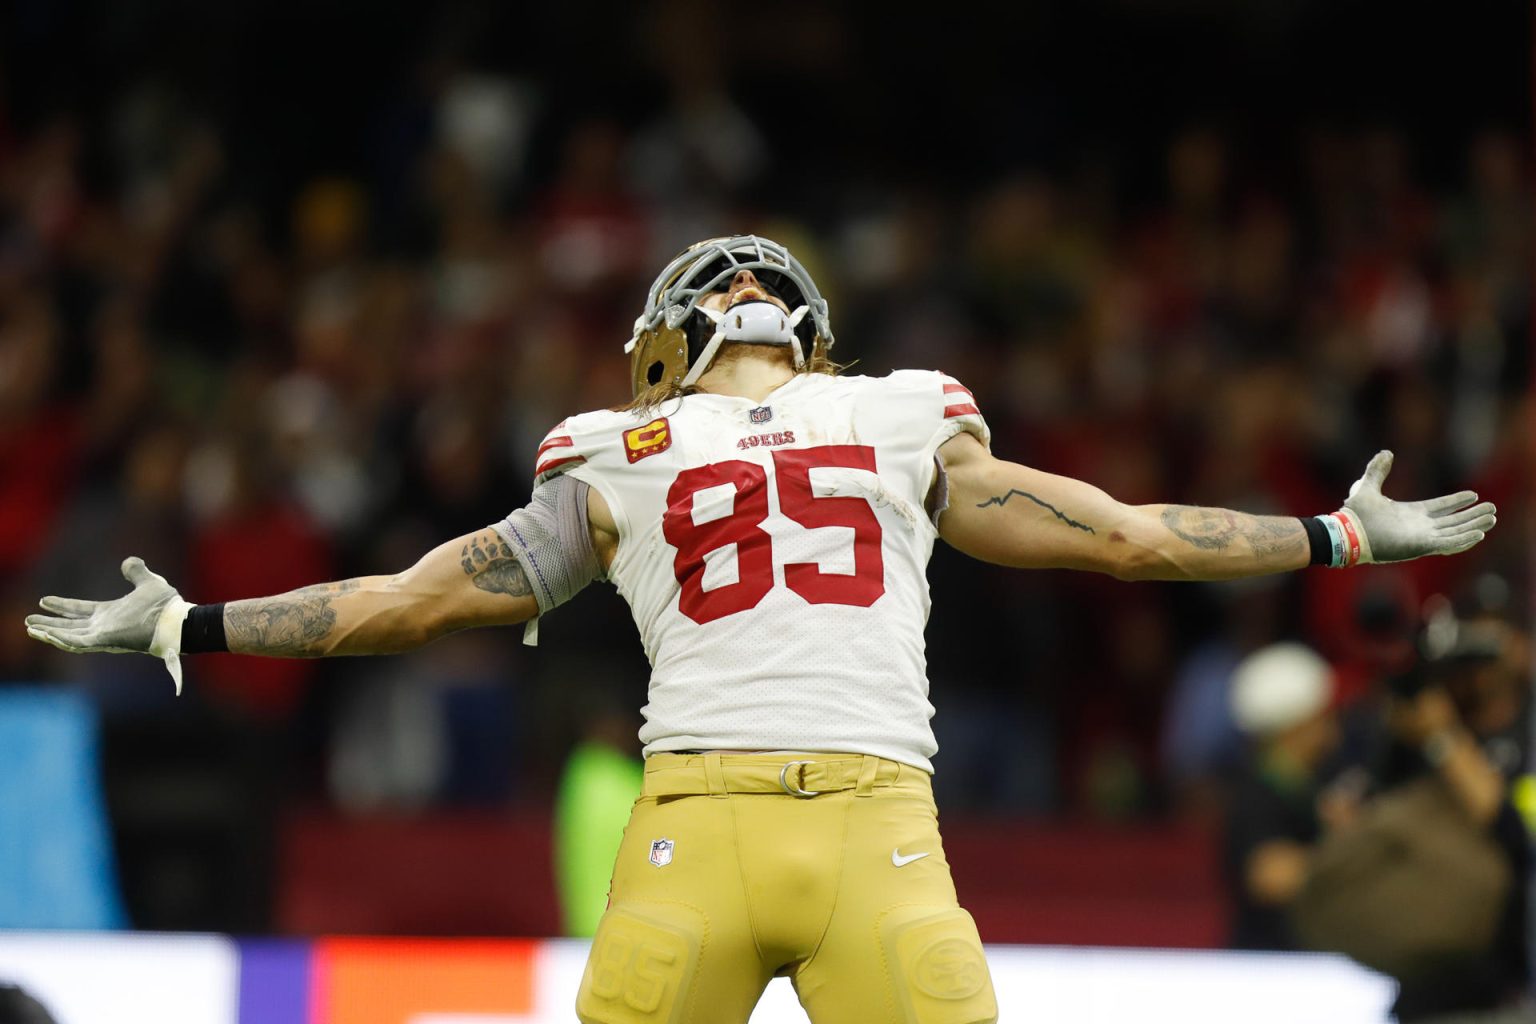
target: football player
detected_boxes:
[27,236,1496,1024]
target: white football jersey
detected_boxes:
[535,370,989,772]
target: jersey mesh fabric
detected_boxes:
[537,370,989,772]
[491,473,603,615]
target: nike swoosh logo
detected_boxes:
[892,849,930,867]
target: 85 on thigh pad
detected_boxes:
[577,905,701,1024]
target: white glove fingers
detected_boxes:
[26,625,92,653]
[38,595,97,618]
[1435,529,1487,556]
[29,625,134,654]
[25,613,88,632]
[1424,491,1480,516]
[1434,502,1496,529]
[27,620,93,641]
[1443,512,1496,536]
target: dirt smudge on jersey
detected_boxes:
[821,469,920,530]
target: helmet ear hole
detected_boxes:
[646,360,666,386]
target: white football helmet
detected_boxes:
[625,235,834,396]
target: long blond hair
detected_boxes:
[615,343,850,414]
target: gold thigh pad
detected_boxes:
[577,904,702,1024]
[878,907,998,1024]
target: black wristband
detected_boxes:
[1299,516,1332,566]
[181,603,229,654]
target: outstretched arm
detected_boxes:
[936,432,1494,580]
[25,527,540,666]
[26,480,619,692]
[223,528,540,657]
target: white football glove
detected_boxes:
[1339,451,1496,564]
[25,557,192,694]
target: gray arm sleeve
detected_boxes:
[490,474,604,622]
[927,455,950,529]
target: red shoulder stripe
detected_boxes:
[942,381,976,409]
[944,403,981,418]
[537,435,574,459]
[535,454,586,478]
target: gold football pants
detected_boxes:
[576,752,998,1024]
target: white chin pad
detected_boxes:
[708,302,808,346]
[683,303,810,387]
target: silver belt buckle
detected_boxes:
[779,760,820,798]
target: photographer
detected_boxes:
[1295,593,1533,1023]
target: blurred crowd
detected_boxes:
[0,10,1529,850]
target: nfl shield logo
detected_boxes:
[749,406,773,424]
[649,838,674,868]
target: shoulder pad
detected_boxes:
[534,419,584,484]
[533,408,651,485]
[938,373,981,419]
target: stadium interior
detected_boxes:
[0,1,1529,1020]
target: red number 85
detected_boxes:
[661,445,886,625]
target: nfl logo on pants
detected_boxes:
[649,838,674,867]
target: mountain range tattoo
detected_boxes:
[977,489,1096,534]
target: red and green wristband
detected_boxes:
[1300,512,1365,568]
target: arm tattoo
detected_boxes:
[225,579,359,656]
[1244,516,1308,559]
[1160,506,1237,550]
[1161,506,1307,559]
[977,489,1096,535]
[460,534,533,597]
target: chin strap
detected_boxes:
[680,302,810,387]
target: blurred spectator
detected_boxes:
[1161,578,1290,814]
[535,119,649,299]
[631,0,767,256]
[0,297,79,580]
[553,692,643,937]
[327,631,521,811]
[1221,643,1340,950]
[185,435,334,721]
